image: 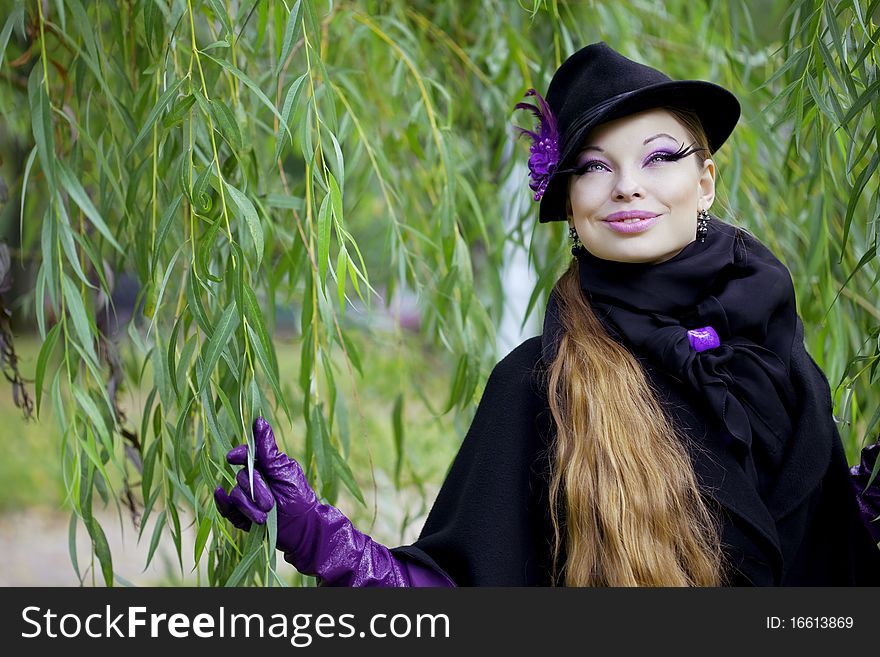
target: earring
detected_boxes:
[569,225,583,255]
[696,209,710,243]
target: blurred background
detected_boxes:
[0,0,878,585]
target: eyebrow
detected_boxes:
[579,133,679,153]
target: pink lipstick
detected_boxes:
[603,211,660,234]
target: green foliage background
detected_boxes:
[0,0,877,586]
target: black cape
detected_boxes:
[392,333,880,585]
[392,223,880,586]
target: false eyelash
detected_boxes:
[656,141,707,162]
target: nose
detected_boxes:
[612,169,645,200]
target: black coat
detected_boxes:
[392,329,880,586]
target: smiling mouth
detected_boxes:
[602,214,661,234]
[603,211,661,223]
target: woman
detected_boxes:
[214,43,880,586]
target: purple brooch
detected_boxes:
[514,88,560,201]
[687,326,721,352]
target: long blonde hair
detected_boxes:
[545,107,727,586]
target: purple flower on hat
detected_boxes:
[514,88,560,201]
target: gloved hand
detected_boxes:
[851,441,880,544]
[214,416,455,587]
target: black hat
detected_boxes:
[522,42,741,223]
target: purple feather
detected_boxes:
[514,88,560,201]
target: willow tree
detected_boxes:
[0,0,877,586]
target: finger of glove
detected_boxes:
[253,416,281,464]
[229,486,268,525]
[225,444,250,466]
[235,467,275,512]
[213,487,253,531]
[225,417,281,467]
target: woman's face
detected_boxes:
[566,108,716,264]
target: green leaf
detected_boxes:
[327,172,344,227]
[331,447,365,507]
[274,73,307,163]
[210,99,243,150]
[265,193,303,209]
[276,0,303,75]
[317,194,331,282]
[335,248,347,311]
[224,535,263,586]
[392,392,404,488]
[51,375,67,445]
[201,384,225,459]
[225,182,263,268]
[325,129,346,193]
[339,329,362,377]
[35,322,60,417]
[60,273,99,366]
[28,66,56,190]
[72,387,112,454]
[150,193,184,276]
[453,229,473,317]
[141,427,162,505]
[67,0,99,64]
[198,301,240,392]
[56,204,96,289]
[201,39,230,51]
[842,151,879,254]
[41,11,135,136]
[143,510,166,572]
[242,286,277,373]
[152,333,173,409]
[161,93,196,129]
[86,516,114,586]
[67,511,81,584]
[128,77,185,155]
[245,323,289,421]
[444,353,468,413]
[56,160,124,255]
[35,266,48,340]
[201,52,289,138]
[138,487,162,544]
[0,5,23,71]
[207,0,234,40]
[186,270,212,334]
[143,0,161,51]
[196,218,223,283]
[19,146,36,256]
[167,500,184,573]
[842,78,880,127]
[266,504,278,581]
[146,242,185,339]
[175,334,199,401]
[190,165,214,215]
[70,231,111,295]
[193,513,213,566]
[167,313,183,399]
[308,404,330,492]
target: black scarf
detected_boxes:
[548,218,800,493]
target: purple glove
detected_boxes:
[850,441,880,544]
[214,416,454,587]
